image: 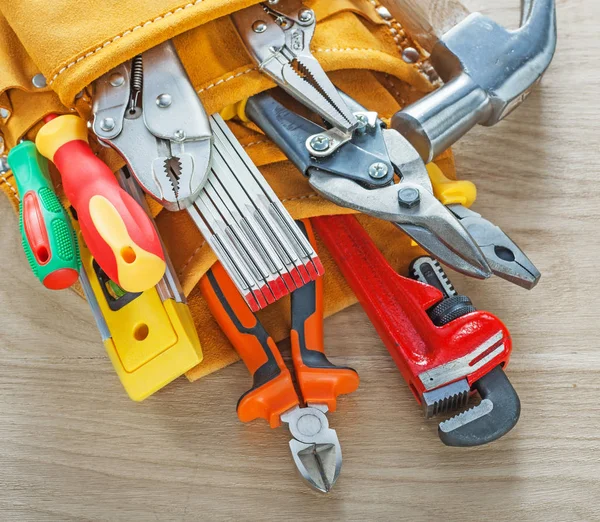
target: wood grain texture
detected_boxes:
[1,1,599,520]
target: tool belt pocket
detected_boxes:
[0,0,433,143]
[0,0,442,291]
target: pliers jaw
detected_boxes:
[283,404,342,493]
[448,204,541,289]
[92,40,212,212]
[231,1,358,134]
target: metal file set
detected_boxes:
[1,0,556,494]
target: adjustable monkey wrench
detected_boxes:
[313,214,519,446]
[382,0,557,162]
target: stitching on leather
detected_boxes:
[242,140,268,148]
[48,0,207,85]
[178,239,207,277]
[280,193,319,203]
[368,0,439,84]
[314,46,390,55]
[196,67,257,94]
[383,73,406,107]
[367,0,409,55]
[0,173,19,201]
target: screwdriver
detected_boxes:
[7,141,80,289]
[35,114,166,293]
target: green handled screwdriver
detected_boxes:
[7,141,80,289]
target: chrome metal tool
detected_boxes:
[389,0,557,163]
[188,115,324,311]
[245,90,492,280]
[427,164,540,289]
[93,40,213,211]
[231,0,358,135]
[447,205,540,289]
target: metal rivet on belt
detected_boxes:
[32,73,47,88]
[252,20,267,33]
[402,47,420,64]
[376,6,392,20]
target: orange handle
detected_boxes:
[200,262,299,428]
[290,220,359,411]
[35,115,165,292]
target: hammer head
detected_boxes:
[434,0,557,124]
[391,0,557,162]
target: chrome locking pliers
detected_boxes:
[92,40,212,211]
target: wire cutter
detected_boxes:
[92,40,212,211]
[244,90,491,279]
[230,0,358,134]
[200,220,359,492]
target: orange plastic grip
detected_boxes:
[290,220,359,411]
[200,263,299,428]
[36,115,165,292]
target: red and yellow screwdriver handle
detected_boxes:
[35,114,165,293]
[201,220,358,428]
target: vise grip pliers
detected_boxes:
[92,40,212,211]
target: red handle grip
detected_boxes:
[36,115,165,292]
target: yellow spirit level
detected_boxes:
[78,169,203,401]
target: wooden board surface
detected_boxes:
[1,1,599,520]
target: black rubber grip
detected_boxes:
[206,270,282,407]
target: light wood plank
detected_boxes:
[0,1,598,520]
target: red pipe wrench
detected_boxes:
[312,214,520,446]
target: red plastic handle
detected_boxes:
[312,214,511,402]
[36,115,165,292]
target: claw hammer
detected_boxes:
[379,0,557,163]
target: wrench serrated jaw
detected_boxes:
[422,379,470,419]
[438,366,521,447]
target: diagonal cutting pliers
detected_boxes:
[200,220,359,492]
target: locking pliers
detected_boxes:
[92,40,212,211]
[231,0,358,134]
